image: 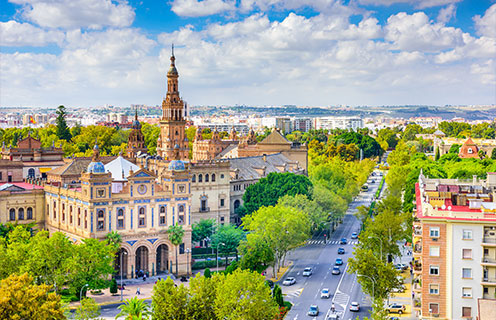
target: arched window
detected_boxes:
[18,208,24,220]
[117,208,124,229]
[178,205,184,213]
[97,210,105,231]
[160,206,166,213]
[211,174,216,182]
[9,209,15,221]
[178,205,185,225]
[205,174,209,182]
[192,174,196,182]
[198,174,203,182]
[138,207,146,227]
[27,207,33,220]
[159,206,167,225]
[27,168,35,178]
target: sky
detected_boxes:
[0,0,495,108]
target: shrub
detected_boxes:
[204,268,211,278]
[109,278,118,295]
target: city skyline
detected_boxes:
[1,0,495,108]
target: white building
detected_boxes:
[314,116,363,131]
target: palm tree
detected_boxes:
[106,231,122,252]
[167,225,185,276]
[115,297,151,320]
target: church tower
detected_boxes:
[127,109,147,158]
[157,46,189,161]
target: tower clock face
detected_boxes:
[137,184,147,195]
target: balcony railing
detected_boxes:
[482,256,496,265]
[414,244,422,253]
[482,237,496,244]
[199,207,210,212]
[414,229,422,236]
[413,264,422,272]
[481,277,496,284]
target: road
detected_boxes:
[282,170,384,320]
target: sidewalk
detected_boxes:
[69,272,201,308]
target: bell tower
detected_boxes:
[157,45,189,161]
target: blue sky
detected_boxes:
[1,0,495,108]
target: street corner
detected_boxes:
[270,261,293,282]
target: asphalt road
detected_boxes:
[282,170,384,320]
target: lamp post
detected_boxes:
[216,242,225,271]
[120,250,128,301]
[80,284,89,300]
[368,236,383,261]
[357,274,375,299]
[185,248,191,277]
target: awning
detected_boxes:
[39,167,52,173]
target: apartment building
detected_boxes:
[314,116,363,131]
[413,171,496,319]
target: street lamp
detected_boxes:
[368,236,383,261]
[357,274,375,299]
[216,242,225,271]
[185,248,191,277]
[120,250,128,301]
[80,284,89,300]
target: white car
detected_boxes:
[303,267,313,277]
[282,277,296,286]
[350,301,360,311]
[321,288,330,299]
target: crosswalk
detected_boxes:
[306,240,359,245]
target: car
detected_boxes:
[337,248,345,254]
[282,277,296,286]
[371,172,375,176]
[332,266,341,275]
[350,301,360,312]
[397,263,408,270]
[388,317,399,320]
[335,258,343,265]
[308,304,319,316]
[387,304,406,314]
[370,180,374,183]
[340,238,347,244]
[351,232,358,239]
[303,267,313,277]
[321,288,330,299]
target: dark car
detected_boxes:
[338,248,345,254]
[340,238,347,244]
[335,258,343,265]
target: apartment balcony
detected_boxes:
[199,207,210,213]
[413,263,422,274]
[412,281,422,293]
[482,237,496,247]
[413,298,421,310]
[481,277,496,286]
[481,256,496,267]
[413,228,423,237]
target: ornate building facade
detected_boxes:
[127,110,148,158]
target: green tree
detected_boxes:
[277,194,327,234]
[167,225,185,276]
[435,147,440,161]
[151,278,189,320]
[105,231,122,252]
[203,268,212,278]
[214,269,279,320]
[242,172,313,216]
[69,238,116,299]
[0,273,65,320]
[354,205,370,226]
[211,224,245,265]
[492,148,496,160]
[192,219,216,245]
[110,278,118,295]
[116,296,151,320]
[272,284,284,307]
[242,204,310,277]
[238,233,274,272]
[188,274,218,320]
[75,298,101,320]
[56,105,72,141]
[332,131,382,158]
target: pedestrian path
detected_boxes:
[284,288,304,299]
[332,291,350,308]
[306,240,359,245]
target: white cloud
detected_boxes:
[0,20,65,46]
[474,4,496,38]
[357,0,461,9]
[437,3,456,24]
[385,12,464,52]
[10,0,135,29]
[170,0,236,17]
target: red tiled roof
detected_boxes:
[0,182,44,190]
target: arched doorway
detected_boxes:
[115,248,128,279]
[156,244,169,274]
[135,246,149,277]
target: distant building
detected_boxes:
[314,116,363,131]
[435,137,496,158]
[409,117,442,128]
[293,118,312,132]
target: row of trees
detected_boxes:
[0,225,118,300]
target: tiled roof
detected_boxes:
[228,153,301,180]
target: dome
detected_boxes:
[87,161,105,173]
[168,65,178,75]
[168,160,185,172]
[174,143,180,149]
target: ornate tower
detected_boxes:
[127,110,147,158]
[157,46,189,161]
